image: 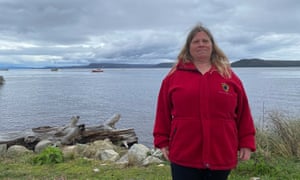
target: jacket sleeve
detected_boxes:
[234,75,256,152]
[153,77,172,149]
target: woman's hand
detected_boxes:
[160,147,169,161]
[239,148,252,161]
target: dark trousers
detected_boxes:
[171,163,231,180]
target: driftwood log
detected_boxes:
[0,114,138,150]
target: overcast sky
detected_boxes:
[0,0,299,67]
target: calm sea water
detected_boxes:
[0,67,300,146]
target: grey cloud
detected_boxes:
[0,0,299,67]
[93,30,183,61]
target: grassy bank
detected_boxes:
[0,112,299,180]
[0,154,299,180]
[0,156,172,179]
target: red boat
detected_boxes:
[91,68,104,72]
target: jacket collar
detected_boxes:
[176,61,217,74]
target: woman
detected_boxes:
[153,24,256,180]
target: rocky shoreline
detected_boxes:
[0,138,164,167]
[0,114,164,167]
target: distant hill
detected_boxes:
[83,60,300,68]
[63,62,174,69]
[231,59,300,67]
[9,59,300,69]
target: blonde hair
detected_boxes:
[177,24,231,78]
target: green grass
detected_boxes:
[1,153,299,180]
[0,154,172,180]
[230,154,300,180]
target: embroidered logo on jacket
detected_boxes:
[221,83,230,92]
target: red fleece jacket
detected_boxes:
[153,62,256,170]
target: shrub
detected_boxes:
[32,146,64,165]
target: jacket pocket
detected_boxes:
[169,117,203,164]
[209,119,238,166]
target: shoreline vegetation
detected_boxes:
[0,111,299,179]
[55,59,300,69]
[231,59,300,67]
[1,59,300,70]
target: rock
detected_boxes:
[7,145,32,157]
[93,139,116,150]
[34,140,54,153]
[82,139,116,159]
[116,153,129,167]
[61,144,89,159]
[100,149,120,162]
[128,144,150,166]
[142,156,163,166]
